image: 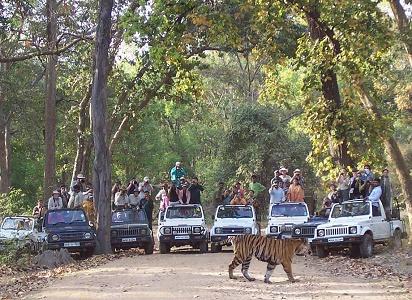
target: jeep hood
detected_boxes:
[161,218,205,226]
[268,216,308,225]
[44,225,92,233]
[213,218,254,227]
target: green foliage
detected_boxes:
[0,240,32,267]
[0,188,32,217]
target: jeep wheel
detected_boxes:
[159,242,170,254]
[359,234,373,258]
[310,244,317,256]
[199,241,208,253]
[316,245,328,258]
[80,249,94,259]
[390,229,402,250]
[211,243,222,253]
[350,244,361,258]
[144,241,154,255]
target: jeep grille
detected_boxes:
[301,227,315,236]
[59,232,85,241]
[221,227,245,234]
[280,224,294,233]
[326,227,348,236]
[115,228,140,237]
[172,226,192,234]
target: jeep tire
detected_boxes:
[350,244,361,258]
[144,241,154,255]
[210,242,222,253]
[316,245,328,258]
[159,242,170,254]
[199,241,208,253]
[359,234,373,258]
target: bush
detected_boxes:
[0,240,32,267]
[0,188,33,218]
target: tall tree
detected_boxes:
[389,0,412,67]
[90,0,114,254]
[44,0,58,198]
[0,62,11,194]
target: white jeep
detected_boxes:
[265,202,310,238]
[210,205,260,252]
[312,199,407,258]
[0,216,47,253]
[157,204,209,254]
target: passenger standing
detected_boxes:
[68,185,85,208]
[140,191,154,230]
[188,177,204,205]
[279,167,292,184]
[48,190,64,210]
[128,189,140,208]
[336,169,351,202]
[178,183,191,204]
[367,178,382,216]
[112,180,121,201]
[269,181,285,205]
[291,169,304,187]
[327,183,339,204]
[360,164,374,183]
[270,170,282,186]
[70,174,87,194]
[33,200,47,218]
[59,185,70,208]
[114,187,129,208]
[350,171,364,199]
[168,184,180,204]
[155,183,169,202]
[249,175,266,197]
[287,178,304,202]
[126,178,139,195]
[170,162,187,187]
[213,182,225,208]
[138,177,154,200]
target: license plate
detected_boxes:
[228,235,236,239]
[122,237,137,242]
[64,242,80,247]
[328,237,344,243]
[175,235,190,240]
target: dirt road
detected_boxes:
[24,248,409,300]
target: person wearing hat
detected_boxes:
[138,176,154,200]
[291,169,304,187]
[178,182,191,204]
[170,161,187,187]
[279,167,292,184]
[48,190,64,210]
[114,186,129,209]
[68,184,85,208]
[269,181,285,205]
[366,177,382,216]
[70,173,87,194]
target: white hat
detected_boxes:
[294,169,301,173]
[52,190,59,194]
[176,161,181,167]
[144,176,150,182]
[279,167,288,172]
[77,173,85,179]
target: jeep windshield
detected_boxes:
[112,210,148,224]
[271,204,308,217]
[45,210,87,226]
[217,206,253,219]
[331,202,370,218]
[166,206,202,219]
[1,218,34,231]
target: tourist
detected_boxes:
[32,200,47,218]
[380,168,393,218]
[336,168,351,202]
[138,177,154,200]
[114,186,129,209]
[68,184,85,208]
[48,190,64,210]
[178,182,191,204]
[168,184,180,204]
[350,171,364,199]
[188,176,204,205]
[269,181,285,204]
[59,185,70,208]
[128,189,140,208]
[367,178,382,217]
[286,178,304,202]
[140,191,154,230]
[170,161,187,187]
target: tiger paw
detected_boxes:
[247,277,256,282]
[264,279,272,284]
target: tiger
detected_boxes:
[221,235,310,284]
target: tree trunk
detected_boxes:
[306,10,354,168]
[44,0,58,198]
[356,79,412,244]
[0,62,11,194]
[90,0,113,254]
[389,0,412,68]
[81,137,93,180]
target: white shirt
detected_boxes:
[115,192,129,206]
[269,187,285,204]
[68,192,85,208]
[48,197,63,210]
[128,194,140,206]
[368,186,382,207]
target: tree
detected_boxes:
[43,0,58,199]
[90,0,114,254]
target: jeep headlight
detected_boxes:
[215,227,222,234]
[317,229,325,237]
[349,226,357,234]
[294,228,301,235]
[244,227,252,234]
[193,226,202,234]
[51,234,60,241]
[270,226,278,233]
[84,232,92,239]
[140,228,147,235]
[163,227,171,235]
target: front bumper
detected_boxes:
[111,235,152,249]
[47,240,96,252]
[311,235,363,247]
[159,234,207,246]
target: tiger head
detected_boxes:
[293,238,311,256]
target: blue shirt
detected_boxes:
[269,187,285,204]
[368,186,382,207]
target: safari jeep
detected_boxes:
[43,208,96,258]
[312,199,406,258]
[265,202,310,238]
[0,216,46,253]
[157,204,208,254]
[210,205,259,252]
[111,208,154,254]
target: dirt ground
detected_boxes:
[23,246,411,300]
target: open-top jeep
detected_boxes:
[312,199,407,258]
[157,204,208,254]
[265,202,310,238]
[111,208,154,254]
[43,208,96,258]
[210,205,259,252]
[0,216,46,253]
